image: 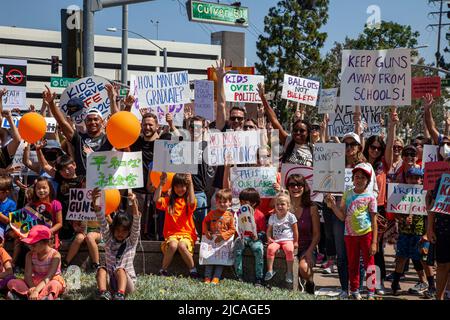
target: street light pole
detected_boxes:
[121,5,128,88]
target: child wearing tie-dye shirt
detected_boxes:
[325,163,378,300]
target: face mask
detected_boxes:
[440,144,450,159]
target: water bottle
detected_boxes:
[421,241,430,262]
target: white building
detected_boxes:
[0,26,221,107]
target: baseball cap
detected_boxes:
[85,108,103,120]
[343,132,361,145]
[21,225,52,245]
[66,98,84,116]
[406,167,424,177]
[352,162,373,179]
[43,139,62,151]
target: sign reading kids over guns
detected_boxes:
[224,74,264,103]
[340,49,411,106]
[281,74,320,107]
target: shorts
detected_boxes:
[435,233,450,264]
[161,235,194,255]
[297,247,317,266]
[396,234,421,260]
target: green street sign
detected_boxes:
[119,89,128,97]
[50,77,77,88]
[187,0,249,27]
[442,78,450,87]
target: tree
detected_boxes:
[256,0,329,125]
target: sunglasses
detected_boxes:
[293,128,307,134]
[310,126,320,131]
[243,125,256,130]
[369,145,382,152]
[393,146,403,151]
[230,116,244,122]
[345,142,359,148]
[287,182,304,188]
[440,141,450,147]
[403,152,417,157]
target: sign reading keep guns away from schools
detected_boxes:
[281,74,320,106]
[340,49,411,106]
[224,74,264,103]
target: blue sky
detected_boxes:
[1,0,448,67]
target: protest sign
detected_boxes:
[132,104,184,126]
[207,66,254,99]
[205,131,259,166]
[152,140,199,174]
[66,189,97,221]
[424,161,450,190]
[412,76,441,99]
[327,105,382,138]
[387,183,427,215]
[340,49,411,106]
[130,71,190,109]
[2,117,57,133]
[313,143,346,193]
[236,205,257,239]
[345,168,354,191]
[281,74,320,106]
[199,235,235,266]
[12,141,38,176]
[0,58,27,110]
[59,76,111,125]
[318,88,338,114]
[194,80,214,121]
[9,206,52,238]
[230,167,277,198]
[223,74,264,103]
[422,145,439,168]
[280,163,323,202]
[430,174,450,214]
[86,151,144,190]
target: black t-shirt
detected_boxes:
[130,136,155,194]
[70,131,113,176]
[192,141,216,193]
[0,145,12,169]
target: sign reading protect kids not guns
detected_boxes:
[66,189,97,221]
[9,207,52,238]
[387,183,427,215]
[281,74,320,106]
[223,74,264,103]
[430,174,450,214]
[86,151,144,190]
[340,49,411,106]
[59,76,111,125]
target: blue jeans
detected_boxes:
[204,265,224,280]
[194,192,208,238]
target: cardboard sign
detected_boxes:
[223,74,264,103]
[280,164,323,202]
[313,143,346,193]
[133,104,184,127]
[12,141,38,176]
[340,49,411,106]
[412,76,441,99]
[387,183,427,215]
[230,167,277,198]
[199,235,235,266]
[424,161,450,190]
[86,151,144,190]
[318,88,338,114]
[152,140,199,174]
[0,58,27,110]
[430,174,450,214]
[207,66,255,99]
[2,117,57,133]
[59,76,111,125]
[130,71,190,109]
[66,189,97,221]
[9,207,52,238]
[327,105,382,138]
[422,145,439,169]
[236,204,257,239]
[205,131,259,166]
[194,80,215,121]
[345,168,354,191]
[281,74,320,106]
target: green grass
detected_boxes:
[62,272,326,300]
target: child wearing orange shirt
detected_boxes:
[202,189,235,284]
[155,173,198,278]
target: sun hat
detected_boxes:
[352,162,373,179]
[21,225,52,245]
[343,132,361,145]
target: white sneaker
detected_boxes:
[264,270,276,281]
[408,281,428,294]
[322,264,337,274]
[350,290,362,300]
[285,272,293,284]
[337,290,349,300]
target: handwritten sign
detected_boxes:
[0,58,27,110]
[66,189,97,221]
[130,71,190,109]
[422,145,439,169]
[340,49,411,106]
[2,117,57,133]
[236,204,257,239]
[59,76,111,125]
[133,104,184,126]
[199,235,235,266]
[230,167,277,198]
[430,174,450,214]
[280,164,322,202]
[9,207,52,238]
[327,105,382,138]
[12,141,38,176]
[223,74,264,103]
[424,161,450,190]
[313,143,346,193]
[86,151,144,190]
[194,80,214,121]
[344,168,354,191]
[387,183,427,215]
[281,74,320,106]
[152,140,199,174]
[318,88,338,114]
[205,131,259,166]
[412,76,441,99]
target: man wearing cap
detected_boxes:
[44,85,119,176]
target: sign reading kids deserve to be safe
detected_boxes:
[281,74,320,106]
[340,49,411,106]
[223,74,264,103]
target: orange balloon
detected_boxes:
[106,111,141,149]
[18,112,47,144]
[150,171,174,193]
[104,189,121,216]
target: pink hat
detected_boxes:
[21,225,52,245]
[352,163,373,179]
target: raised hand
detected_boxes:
[423,93,434,109]
[213,59,228,79]
[43,85,56,104]
[0,88,7,98]
[160,172,168,187]
[256,83,265,97]
[124,94,136,107]
[35,139,47,151]
[105,83,117,100]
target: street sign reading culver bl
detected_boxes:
[50,77,77,88]
[187,0,249,27]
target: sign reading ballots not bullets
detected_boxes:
[281,74,320,106]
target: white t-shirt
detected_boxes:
[268,212,297,242]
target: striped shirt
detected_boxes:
[31,248,61,277]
